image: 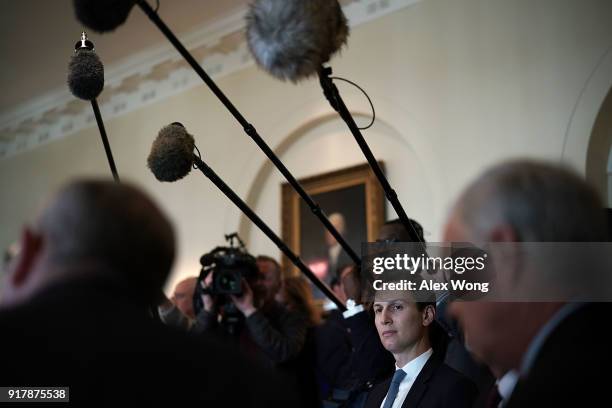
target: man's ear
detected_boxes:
[488,224,519,243]
[422,304,435,327]
[10,227,43,287]
[487,224,524,289]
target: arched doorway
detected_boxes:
[586,86,612,207]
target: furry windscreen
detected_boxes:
[73,0,136,33]
[147,124,196,182]
[246,0,349,82]
[67,49,105,100]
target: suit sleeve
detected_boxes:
[245,308,307,363]
[191,309,218,334]
[441,375,477,408]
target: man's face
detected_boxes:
[340,266,360,302]
[172,278,196,318]
[373,290,429,355]
[444,211,512,367]
[255,260,281,304]
[376,224,405,242]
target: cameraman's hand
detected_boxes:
[200,273,215,312]
[231,279,257,318]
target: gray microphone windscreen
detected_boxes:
[73,0,136,33]
[67,49,105,100]
[148,123,196,182]
[246,0,349,82]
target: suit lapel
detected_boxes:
[401,352,441,408]
[368,378,392,408]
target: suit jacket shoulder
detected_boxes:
[365,352,477,408]
[507,303,612,407]
[0,279,300,407]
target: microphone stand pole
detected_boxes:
[318,66,423,243]
[135,0,360,268]
[73,32,120,183]
[192,154,346,311]
[91,99,120,183]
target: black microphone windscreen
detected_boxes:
[246,0,349,82]
[67,49,105,100]
[73,0,136,33]
[148,123,196,182]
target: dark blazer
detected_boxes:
[506,303,612,407]
[0,276,297,407]
[364,351,476,408]
[436,296,494,395]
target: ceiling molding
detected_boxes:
[0,0,421,160]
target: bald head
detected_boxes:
[4,180,175,306]
[172,277,197,318]
[445,160,607,372]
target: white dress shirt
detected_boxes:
[380,348,433,408]
[497,370,518,407]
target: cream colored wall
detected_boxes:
[2,0,612,293]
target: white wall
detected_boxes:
[2,0,612,293]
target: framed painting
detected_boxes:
[281,162,386,292]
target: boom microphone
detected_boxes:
[147,123,195,182]
[73,0,361,264]
[245,0,349,82]
[67,32,120,183]
[67,34,104,100]
[73,0,136,33]
[148,123,346,311]
[245,0,423,243]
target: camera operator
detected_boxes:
[196,256,307,363]
[195,254,317,405]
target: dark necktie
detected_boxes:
[383,369,407,408]
[485,383,503,408]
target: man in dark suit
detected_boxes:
[0,180,293,406]
[444,159,611,407]
[364,273,476,408]
[375,218,494,397]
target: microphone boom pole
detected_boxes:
[192,154,346,311]
[91,99,120,183]
[134,0,360,267]
[319,66,421,243]
[69,32,120,183]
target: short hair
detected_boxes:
[380,218,425,243]
[36,180,175,303]
[372,270,436,310]
[456,160,607,242]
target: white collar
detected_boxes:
[396,348,433,379]
[497,370,518,405]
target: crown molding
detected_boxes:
[0,0,421,160]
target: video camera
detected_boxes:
[193,233,258,319]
